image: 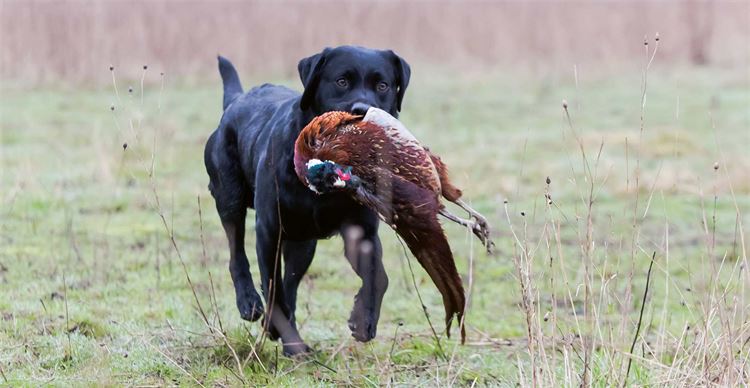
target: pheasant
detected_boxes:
[294,107,493,342]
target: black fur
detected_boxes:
[204,46,410,355]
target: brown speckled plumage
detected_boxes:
[294,109,468,342]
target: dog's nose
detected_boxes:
[350,102,371,116]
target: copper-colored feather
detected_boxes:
[294,108,489,342]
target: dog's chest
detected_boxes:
[278,187,358,240]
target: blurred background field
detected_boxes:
[1,1,749,386]
[2,0,749,85]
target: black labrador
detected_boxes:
[204,46,410,355]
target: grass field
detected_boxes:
[1,61,748,386]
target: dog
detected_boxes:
[204,46,410,355]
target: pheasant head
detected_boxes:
[304,159,361,194]
[294,111,362,194]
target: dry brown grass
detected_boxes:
[2,0,748,86]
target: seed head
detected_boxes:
[143,64,148,70]
[643,35,648,46]
[520,211,526,217]
[713,162,719,171]
[562,99,568,109]
[655,32,660,42]
[110,104,115,111]
[122,143,128,150]
[109,65,114,71]
[546,176,551,185]
[503,199,508,204]
[128,86,133,93]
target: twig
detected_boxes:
[198,196,209,268]
[206,272,248,381]
[207,272,224,332]
[502,200,539,386]
[110,65,250,381]
[258,138,286,352]
[140,64,146,107]
[63,272,72,359]
[388,322,403,361]
[624,251,656,387]
[624,33,659,384]
[312,359,338,374]
[325,337,350,366]
[144,337,206,388]
[563,96,599,386]
[109,66,121,105]
[0,358,7,383]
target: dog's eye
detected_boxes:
[335,78,349,88]
[376,82,389,93]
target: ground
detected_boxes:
[1,65,748,386]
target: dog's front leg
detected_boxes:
[255,217,311,356]
[341,212,389,342]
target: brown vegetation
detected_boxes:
[2,0,748,85]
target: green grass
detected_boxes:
[1,65,748,386]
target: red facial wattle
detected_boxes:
[335,168,351,181]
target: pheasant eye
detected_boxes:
[335,78,349,88]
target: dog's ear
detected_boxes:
[384,50,411,112]
[298,48,331,111]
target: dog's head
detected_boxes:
[298,46,411,118]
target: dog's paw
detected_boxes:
[282,342,313,357]
[236,289,264,322]
[348,312,378,342]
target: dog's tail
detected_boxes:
[218,55,243,110]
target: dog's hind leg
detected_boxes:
[341,208,388,342]
[206,130,264,323]
[282,240,317,329]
